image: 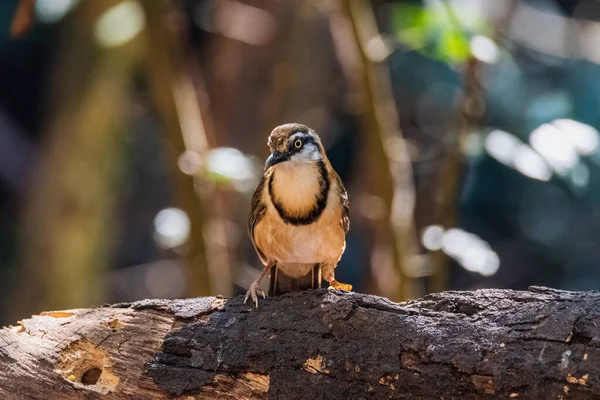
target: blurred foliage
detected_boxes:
[391,2,490,65]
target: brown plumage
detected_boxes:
[246,123,351,307]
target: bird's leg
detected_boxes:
[244,262,274,308]
[323,268,352,291]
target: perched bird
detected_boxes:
[246,123,352,307]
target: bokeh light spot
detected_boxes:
[470,35,500,64]
[552,119,599,156]
[441,228,500,277]
[485,130,520,166]
[513,144,552,182]
[153,207,191,249]
[95,1,145,48]
[36,0,80,23]
[421,225,444,251]
[530,123,578,174]
[206,147,257,192]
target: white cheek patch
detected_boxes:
[306,145,322,161]
[291,143,322,162]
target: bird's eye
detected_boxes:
[294,139,303,149]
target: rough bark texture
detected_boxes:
[1,287,599,399]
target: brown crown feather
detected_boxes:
[267,123,310,153]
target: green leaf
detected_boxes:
[438,29,471,63]
[391,3,492,66]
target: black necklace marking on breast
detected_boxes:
[269,161,330,225]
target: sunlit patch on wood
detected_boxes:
[566,373,588,385]
[39,311,75,319]
[302,354,330,374]
[378,374,399,390]
[471,375,495,395]
[105,318,125,330]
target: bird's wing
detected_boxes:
[332,170,350,233]
[248,172,269,265]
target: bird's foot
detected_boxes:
[244,281,266,308]
[327,279,353,291]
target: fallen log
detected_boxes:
[0,287,598,399]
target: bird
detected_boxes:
[245,123,352,307]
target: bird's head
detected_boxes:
[264,123,324,170]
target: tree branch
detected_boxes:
[2,287,599,399]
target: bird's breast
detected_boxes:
[269,161,324,217]
[254,160,346,265]
[254,198,345,265]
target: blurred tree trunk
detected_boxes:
[10,0,141,320]
[429,58,477,293]
[202,0,280,154]
[341,0,420,301]
[9,0,35,38]
[429,1,519,293]
[141,1,220,297]
[201,0,291,293]
[263,1,342,137]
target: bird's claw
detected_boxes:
[327,279,353,291]
[244,282,266,308]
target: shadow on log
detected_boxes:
[1,287,599,399]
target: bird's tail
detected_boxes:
[268,263,321,296]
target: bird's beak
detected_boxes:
[264,151,288,170]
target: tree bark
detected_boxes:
[1,287,599,399]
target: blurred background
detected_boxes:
[1,0,599,324]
